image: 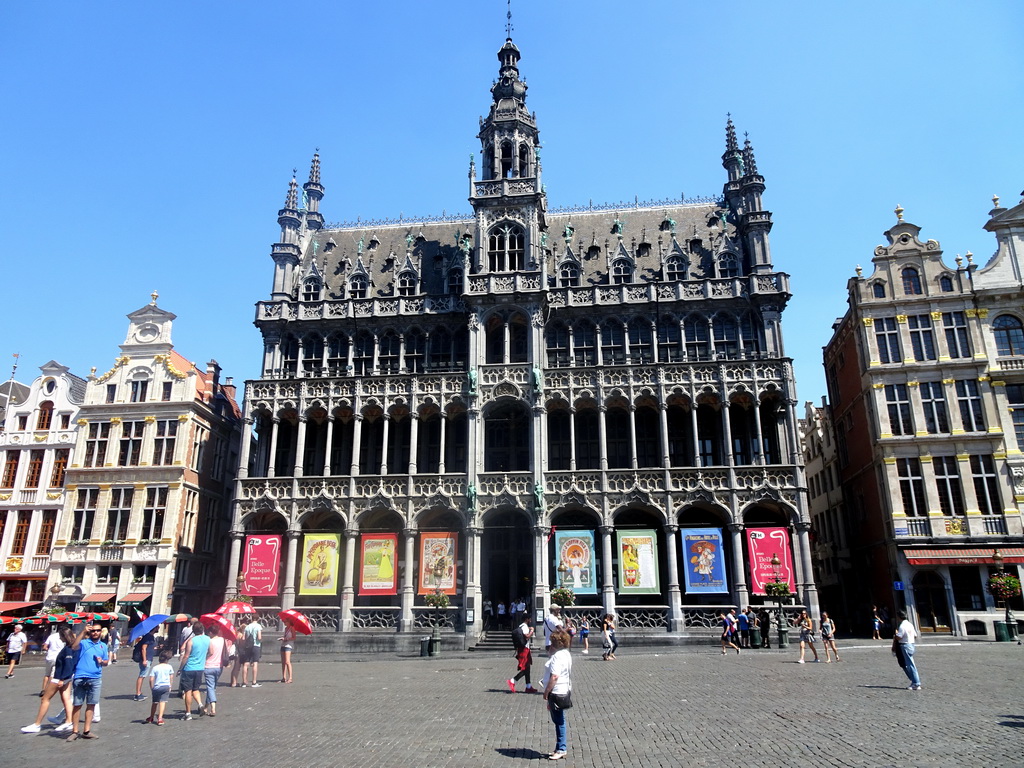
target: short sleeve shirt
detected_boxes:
[74,637,109,679]
[245,622,263,648]
[7,631,27,653]
[542,648,572,695]
[150,662,173,689]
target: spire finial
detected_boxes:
[725,115,738,152]
[150,290,159,306]
[992,193,1000,208]
[506,0,513,38]
[894,204,904,221]
[308,151,321,185]
[742,133,758,175]
[285,172,299,210]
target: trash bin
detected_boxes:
[750,626,762,648]
[420,637,430,656]
[994,621,1010,642]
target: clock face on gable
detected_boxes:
[135,323,160,342]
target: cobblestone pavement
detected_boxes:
[0,641,1021,767]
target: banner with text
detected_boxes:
[616,529,660,595]
[241,535,281,597]
[299,533,340,596]
[681,528,728,594]
[746,527,796,595]
[554,530,597,595]
[419,532,458,595]
[359,534,398,596]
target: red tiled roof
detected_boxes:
[904,547,1024,565]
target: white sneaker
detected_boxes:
[797,659,805,664]
[581,649,588,654]
[20,724,41,733]
[251,683,262,688]
[47,715,64,725]
[54,723,73,733]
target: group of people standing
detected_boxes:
[717,607,841,663]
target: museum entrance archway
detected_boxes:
[481,509,533,621]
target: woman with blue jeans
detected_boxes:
[895,611,922,690]
[541,628,573,761]
[203,624,227,716]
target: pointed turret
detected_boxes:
[722,116,743,182]
[742,136,758,176]
[303,151,324,231]
[270,171,302,300]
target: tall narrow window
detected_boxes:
[405,330,425,374]
[874,317,901,363]
[429,328,453,370]
[352,332,374,376]
[327,333,350,374]
[932,456,965,516]
[546,323,570,368]
[301,334,324,375]
[993,315,1024,356]
[487,224,525,272]
[35,511,56,555]
[118,421,145,466]
[942,311,971,358]
[71,488,99,540]
[885,384,913,436]
[600,322,625,365]
[574,408,600,470]
[559,263,581,287]
[573,322,597,366]
[509,313,529,363]
[627,318,653,364]
[142,487,168,540]
[684,316,710,360]
[955,380,984,432]
[908,314,936,361]
[919,382,949,433]
[24,450,44,488]
[970,455,1001,515]
[447,269,463,294]
[547,410,571,471]
[106,384,116,403]
[901,267,922,295]
[49,449,69,487]
[657,318,682,363]
[1,451,19,487]
[897,458,926,516]
[713,316,740,359]
[36,401,53,431]
[1006,384,1024,449]
[161,382,173,401]
[84,423,111,467]
[153,420,178,465]
[378,331,400,374]
[106,487,133,541]
[10,511,31,555]
[130,380,149,403]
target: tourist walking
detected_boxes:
[737,608,751,648]
[66,621,109,741]
[5,623,27,678]
[279,623,295,684]
[720,612,740,655]
[203,624,228,715]
[146,649,175,725]
[39,625,66,696]
[578,618,590,654]
[483,599,494,630]
[894,611,922,690]
[231,617,249,686]
[820,612,841,662]
[20,625,76,734]
[177,622,210,719]
[507,616,537,694]
[797,609,820,663]
[601,613,618,660]
[541,627,573,761]
[872,606,882,640]
[543,606,563,651]
[133,629,156,701]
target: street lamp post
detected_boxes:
[992,549,1018,641]
[768,553,790,649]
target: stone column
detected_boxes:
[722,403,734,466]
[598,405,609,470]
[400,527,417,632]
[322,415,334,476]
[659,403,671,468]
[466,525,482,637]
[341,527,357,631]
[664,523,683,631]
[293,416,307,478]
[794,521,819,616]
[380,414,392,475]
[727,523,749,609]
[282,529,301,610]
[267,417,280,477]
[238,417,253,479]
[599,525,616,614]
[225,530,244,599]
[350,415,363,475]
[690,400,701,467]
[752,400,765,465]
[408,412,419,474]
[438,413,447,474]
[568,408,577,471]
[628,404,638,469]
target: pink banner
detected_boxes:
[241,535,282,596]
[746,527,795,595]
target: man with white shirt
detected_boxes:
[543,606,563,651]
[5,623,28,678]
[895,611,922,690]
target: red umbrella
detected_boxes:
[215,601,256,615]
[162,613,192,623]
[278,609,313,635]
[0,617,15,625]
[199,613,237,641]
[21,614,70,624]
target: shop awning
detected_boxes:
[0,601,42,613]
[904,547,1024,566]
[118,593,152,605]
[80,593,117,604]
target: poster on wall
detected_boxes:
[747,527,796,595]
[553,531,597,595]
[680,528,728,594]
[241,535,281,596]
[359,534,398,596]
[616,529,660,595]
[419,532,458,595]
[299,534,340,596]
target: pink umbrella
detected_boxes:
[215,601,257,615]
[278,609,313,635]
[199,613,237,641]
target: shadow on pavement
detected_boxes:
[496,747,549,760]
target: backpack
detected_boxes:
[132,640,143,663]
[511,626,527,649]
[238,629,254,652]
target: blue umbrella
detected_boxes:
[129,614,170,644]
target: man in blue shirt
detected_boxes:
[737,608,751,649]
[67,622,109,741]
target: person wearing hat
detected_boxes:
[5,623,28,678]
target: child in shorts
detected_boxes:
[146,650,175,725]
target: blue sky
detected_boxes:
[2,1,1021,403]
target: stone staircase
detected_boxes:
[469,630,521,654]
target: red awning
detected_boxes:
[0,601,42,613]
[118,593,152,604]
[80,593,117,604]
[905,547,1024,566]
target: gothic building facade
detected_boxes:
[230,37,815,647]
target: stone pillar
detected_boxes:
[341,527,357,631]
[400,527,417,632]
[466,525,482,637]
[282,529,301,610]
[568,408,577,471]
[722,403,735,466]
[350,415,363,475]
[659,403,671,468]
[534,525,550,614]
[727,523,749,609]
[794,521,820,617]
[322,415,334,476]
[380,414,391,475]
[690,400,701,467]
[408,412,419,474]
[628,404,638,469]
[438,413,447,474]
[293,416,307,478]
[225,530,244,599]
[238,417,253,479]
[664,523,683,631]
[752,400,765,465]
[267,417,280,477]
[599,525,616,614]
[598,405,609,470]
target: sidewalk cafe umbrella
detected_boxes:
[97,612,130,621]
[215,601,257,615]
[162,613,192,624]
[129,614,170,644]
[0,617,14,625]
[21,614,70,624]
[278,609,313,635]
[199,613,237,641]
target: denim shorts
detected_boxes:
[152,686,170,703]
[73,677,103,706]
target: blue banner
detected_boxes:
[554,530,597,595]
[681,528,728,594]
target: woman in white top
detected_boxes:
[541,628,573,761]
[820,612,841,662]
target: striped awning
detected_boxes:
[80,593,117,604]
[904,547,1024,566]
[0,601,42,613]
[118,593,152,605]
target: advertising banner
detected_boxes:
[419,532,458,595]
[241,535,281,596]
[299,533,340,596]
[359,534,398,596]
[746,527,796,595]
[616,529,660,595]
[681,528,728,594]
[553,530,597,595]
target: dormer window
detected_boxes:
[665,256,686,282]
[302,278,322,302]
[36,401,54,431]
[397,272,416,297]
[873,282,886,298]
[719,254,740,279]
[559,263,581,287]
[488,224,525,272]
[448,269,463,295]
[350,275,368,299]
[939,275,954,292]
[902,267,922,295]
[611,259,633,285]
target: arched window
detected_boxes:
[719,253,740,278]
[574,404,600,469]
[939,275,954,292]
[902,267,922,295]
[302,278,322,302]
[488,224,525,272]
[500,141,514,178]
[713,315,740,359]
[657,317,682,362]
[873,282,886,298]
[485,315,505,364]
[547,408,571,470]
[281,335,299,376]
[559,263,581,287]
[349,275,368,299]
[518,143,531,177]
[634,401,661,468]
[605,402,630,468]
[301,334,324,375]
[352,331,374,376]
[665,256,687,282]
[397,272,416,297]
[405,329,425,373]
[611,259,633,285]
[601,321,625,365]
[993,315,1024,356]
[429,328,452,370]
[484,402,530,471]
[326,333,349,374]
[453,327,469,370]
[510,313,529,363]
[36,401,54,431]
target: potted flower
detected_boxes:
[550,586,576,608]
[424,588,449,657]
[988,571,1021,641]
